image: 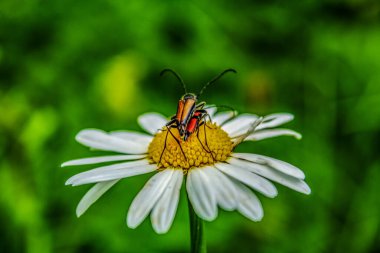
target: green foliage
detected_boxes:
[1,0,379,252]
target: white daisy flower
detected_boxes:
[63,109,310,234]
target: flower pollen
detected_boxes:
[148,122,233,171]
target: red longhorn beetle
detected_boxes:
[159,68,236,165]
[184,110,204,141]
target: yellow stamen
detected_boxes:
[148,122,233,172]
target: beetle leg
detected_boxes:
[159,124,188,167]
[195,109,214,126]
[202,119,217,160]
[205,112,214,128]
[167,126,188,165]
[195,121,210,153]
[166,118,178,127]
[205,113,213,124]
[195,101,206,110]
[201,113,217,159]
[195,120,217,161]
[195,109,206,113]
[158,127,170,168]
[159,122,179,167]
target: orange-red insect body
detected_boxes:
[166,93,205,141]
[184,111,204,141]
[158,68,236,165]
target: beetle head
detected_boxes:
[181,93,197,101]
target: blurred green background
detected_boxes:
[1,0,380,252]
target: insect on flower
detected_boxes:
[63,68,311,235]
[159,68,237,167]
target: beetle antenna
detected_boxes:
[160,69,187,93]
[198,68,237,98]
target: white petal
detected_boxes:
[61,155,145,167]
[212,111,236,126]
[229,157,311,194]
[127,169,174,229]
[256,113,294,130]
[215,163,278,198]
[138,113,167,135]
[76,180,119,217]
[231,180,263,221]
[66,160,155,186]
[203,167,238,211]
[233,153,305,179]
[151,170,183,234]
[221,114,258,137]
[205,106,217,117]
[186,167,218,221]
[246,129,302,141]
[110,130,153,147]
[76,129,147,154]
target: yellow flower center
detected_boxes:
[148,122,233,171]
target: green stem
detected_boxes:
[187,195,207,253]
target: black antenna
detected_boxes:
[198,68,237,98]
[160,68,187,93]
